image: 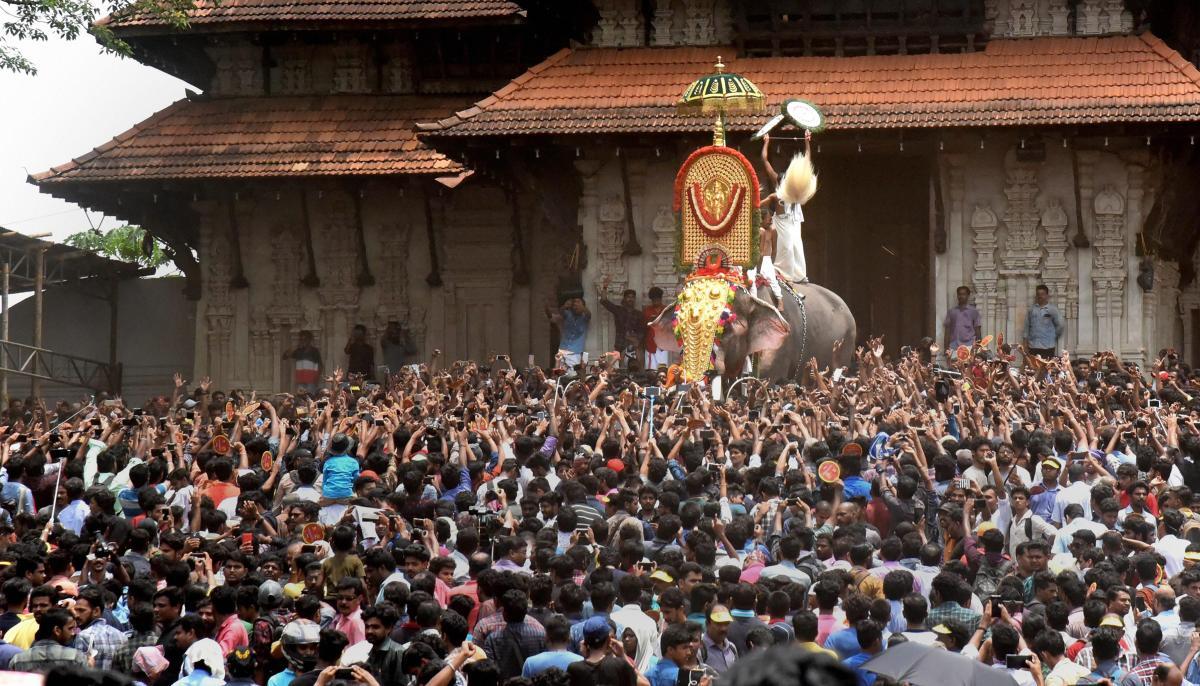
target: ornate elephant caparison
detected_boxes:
[658,61,857,383]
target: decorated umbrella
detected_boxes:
[677,56,766,146]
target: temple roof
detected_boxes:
[99,0,525,33]
[420,33,1200,136]
[30,95,467,186]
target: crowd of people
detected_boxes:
[0,337,1196,686]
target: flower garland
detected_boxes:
[687,182,744,237]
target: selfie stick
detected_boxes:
[47,452,67,530]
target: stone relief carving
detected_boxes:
[594,0,643,47]
[1077,0,1103,35]
[1040,199,1071,277]
[332,45,369,94]
[275,47,312,95]
[651,205,682,298]
[597,193,628,291]
[374,220,412,338]
[1008,0,1038,36]
[210,46,261,96]
[1092,186,1127,320]
[384,50,414,94]
[970,204,1001,335]
[1047,0,1070,34]
[1000,156,1042,272]
[683,0,716,45]
[316,196,361,357]
[266,222,302,316]
[652,0,674,46]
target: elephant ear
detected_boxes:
[745,293,791,355]
[647,302,682,353]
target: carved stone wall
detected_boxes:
[208,45,263,96]
[593,0,644,47]
[935,135,1172,366]
[970,204,1002,338]
[988,0,1089,38]
[1091,187,1126,352]
[999,152,1043,341]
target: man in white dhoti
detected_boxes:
[759,131,817,287]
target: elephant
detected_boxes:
[651,280,856,381]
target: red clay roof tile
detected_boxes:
[31,95,467,184]
[100,0,523,29]
[423,34,1200,136]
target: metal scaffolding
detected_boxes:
[0,228,149,397]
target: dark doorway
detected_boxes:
[801,153,931,347]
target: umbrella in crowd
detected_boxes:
[861,641,1019,686]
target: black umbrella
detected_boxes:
[861,641,1019,686]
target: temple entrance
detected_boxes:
[802,153,931,349]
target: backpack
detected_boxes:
[252,614,284,664]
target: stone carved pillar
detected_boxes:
[1046,0,1070,34]
[713,0,733,44]
[1092,187,1126,354]
[683,0,715,45]
[594,0,643,47]
[1155,259,1182,357]
[999,153,1043,342]
[651,206,682,300]
[941,153,967,320]
[970,205,1002,340]
[198,203,234,387]
[1182,251,1200,363]
[267,223,304,391]
[1126,164,1146,359]
[373,219,414,350]
[1075,151,1099,354]
[652,0,674,45]
[249,305,273,389]
[1040,200,1074,351]
[1077,0,1103,35]
[1008,0,1038,36]
[1101,0,1132,33]
[316,194,361,364]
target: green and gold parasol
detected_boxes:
[677,56,766,146]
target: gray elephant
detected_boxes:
[651,281,856,381]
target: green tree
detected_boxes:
[65,225,172,270]
[2,0,200,74]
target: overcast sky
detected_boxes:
[0,35,188,242]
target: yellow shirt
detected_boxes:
[3,614,37,649]
[797,641,839,659]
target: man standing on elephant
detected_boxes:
[943,286,981,353]
[1023,284,1064,359]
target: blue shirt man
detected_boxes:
[1023,286,1064,353]
[321,433,359,500]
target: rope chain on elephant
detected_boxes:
[779,279,808,370]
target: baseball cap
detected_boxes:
[606,458,626,473]
[582,616,612,643]
[182,399,198,410]
[1040,457,1063,471]
[359,470,380,482]
[709,609,733,623]
[1099,614,1124,628]
[932,624,952,635]
[258,580,284,609]
[649,570,675,583]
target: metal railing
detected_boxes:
[0,340,121,394]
